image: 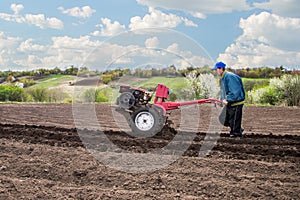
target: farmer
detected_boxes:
[212,61,245,137]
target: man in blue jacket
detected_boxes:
[213,61,245,137]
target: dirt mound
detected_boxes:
[1,123,299,163]
[0,104,299,199]
[74,77,100,86]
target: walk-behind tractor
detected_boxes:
[116,84,222,136]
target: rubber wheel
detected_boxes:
[128,106,166,137]
[117,92,135,109]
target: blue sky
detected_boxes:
[0,0,299,71]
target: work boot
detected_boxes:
[230,133,243,138]
[230,130,243,138]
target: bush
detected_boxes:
[83,88,110,103]
[260,86,279,105]
[248,74,300,106]
[47,89,69,103]
[0,85,24,102]
[26,87,49,102]
[101,74,113,84]
[276,75,300,106]
[19,78,35,87]
[96,92,109,102]
[243,79,269,92]
[83,88,97,103]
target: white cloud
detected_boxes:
[0,30,213,71]
[218,12,300,68]
[10,4,24,15]
[15,55,42,68]
[0,31,21,68]
[58,6,96,19]
[91,18,126,37]
[129,7,197,30]
[47,36,99,66]
[25,14,63,29]
[168,45,212,68]
[51,35,99,49]
[145,37,159,48]
[136,0,250,19]
[166,43,180,54]
[0,34,102,69]
[239,12,300,51]
[189,12,206,20]
[17,39,47,52]
[254,0,300,18]
[0,4,63,30]
[0,13,15,22]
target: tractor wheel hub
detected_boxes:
[135,111,154,131]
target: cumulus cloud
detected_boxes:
[136,0,250,19]
[58,6,96,19]
[91,18,126,37]
[18,39,47,52]
[0,4,63,30]
[129,7,197,30]
[1,30,213,70]
[0,31,21,68]
[13,36,101,69]
[218,12,300,68]
[166,43,180,54]
[254,0,300,18]
[25,14,63,29]
[239,12,300,52]
[145,37,159,48]
[51,35,100,49]
[15,55,42,68]
[10,4,24,15]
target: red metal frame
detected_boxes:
[154,84,221,113]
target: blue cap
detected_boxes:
[212,61,226,70]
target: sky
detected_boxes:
[0,0,299,71]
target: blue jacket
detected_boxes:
[220,71,245,103]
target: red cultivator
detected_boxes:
[116,84,222,135]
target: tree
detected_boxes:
[27,87,49,102]
[0,85,24,102]
[185,71,218,100]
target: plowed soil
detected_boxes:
[0,104,299,199]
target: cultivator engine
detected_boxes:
[116,84,221,136]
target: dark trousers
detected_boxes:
[219,104,244,135]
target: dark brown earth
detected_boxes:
[0,104,299,199]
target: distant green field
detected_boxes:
[29,75,268,103]
[242,78,269,81]
[30,75,76,88]
[130,76,187,91]
[30,75,267,94]
[242,78,270,91]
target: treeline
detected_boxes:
[98,66,299,84]
[1,65,298,81]
[0,66,78,78]
[230,66,299,78]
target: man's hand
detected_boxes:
[222,99,228,105]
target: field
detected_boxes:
[0,104,299,199]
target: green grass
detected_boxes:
[242,77,270,81]
[131,76,187,91]
[242,78,270,92]
[30,75,76,88]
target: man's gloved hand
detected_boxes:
[222,99,228,105]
